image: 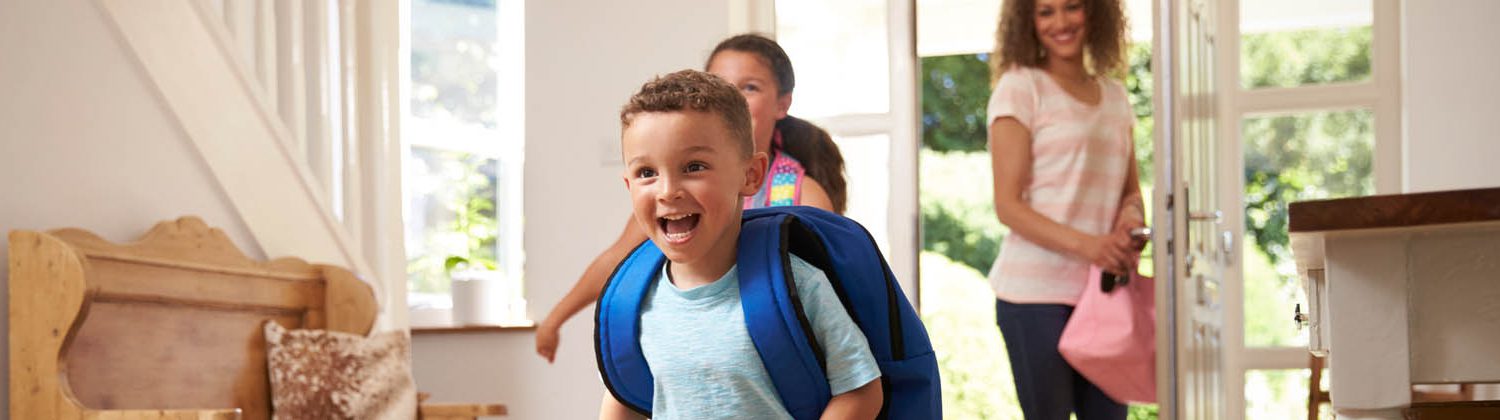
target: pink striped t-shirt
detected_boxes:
[985,66,1135,305]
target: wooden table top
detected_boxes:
[1289,187,1500,233]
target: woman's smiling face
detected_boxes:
[1034,0,1089,62]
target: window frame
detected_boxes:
[400,0,526,327]
[1219,0,1402,418]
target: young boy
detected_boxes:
[599,70,884,419]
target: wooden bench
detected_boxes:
[9,217,504,419]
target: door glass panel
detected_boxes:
[1240,0,1372,89]
[1242,109,1374,347]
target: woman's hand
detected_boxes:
[1111,211,1148,252]
[1078,233,1135,275]
[535,320,560,363]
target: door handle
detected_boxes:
[1189,210,1222,223]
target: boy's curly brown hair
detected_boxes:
[991,0,1128,82]
[620,70,754,158]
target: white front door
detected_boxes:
[1155,0,1228,418]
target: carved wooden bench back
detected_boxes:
[9,217,376,420]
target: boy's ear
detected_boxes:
[775,92,792,120]
[741,151,769,196]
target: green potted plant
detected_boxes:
[442,166,506,326]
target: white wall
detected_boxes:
[0,0,263,417]
[1402,0,1500,192]
[1393,0,1500,401]
[408,1,732,418]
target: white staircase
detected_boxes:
[99,0,407,328]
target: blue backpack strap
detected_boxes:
[594,240,666,416]
[745,206,944,419]
[737,212,831,420]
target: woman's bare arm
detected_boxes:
[989,117,1133,272]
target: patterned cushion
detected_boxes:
[264,321,417,420]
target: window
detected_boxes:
[1240,0,1372,89]
[1241,108,1373,348]
[1229,0,1398,418]
[403,0,524,326]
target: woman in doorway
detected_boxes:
[986,0,1143,418]
[533,34,849,363]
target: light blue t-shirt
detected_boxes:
[638,255,881,419]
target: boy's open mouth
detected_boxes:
[659,213,700,242]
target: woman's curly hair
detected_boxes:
[991,0,1128,83]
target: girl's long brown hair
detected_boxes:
[991,0,1128,83]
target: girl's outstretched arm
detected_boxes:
[820,378,883,419]
[535,215,646,362]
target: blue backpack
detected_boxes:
[595,206,941,419]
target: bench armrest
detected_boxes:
[84,408,242,420]
[418,402,508,419]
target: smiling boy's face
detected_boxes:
[621,111,767,269]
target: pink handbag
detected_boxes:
[1058,265,1157,404]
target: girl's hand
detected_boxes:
[1079,233,1134,275]
[535,321,560,363]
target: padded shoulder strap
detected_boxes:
[594,240,665,416]
[737,213,832,420]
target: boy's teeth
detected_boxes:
[659,213,700,237]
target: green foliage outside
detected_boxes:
[921,54,994,153]
[920,149,1006,273]
[1241,27,1371,89]
[920,252,1020,419]
[918,44,1155,179]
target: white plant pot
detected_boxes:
[450,269,504,326]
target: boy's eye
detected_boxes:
[636,167,657,178]
[742,84,760,93]
[685,163,708,172]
